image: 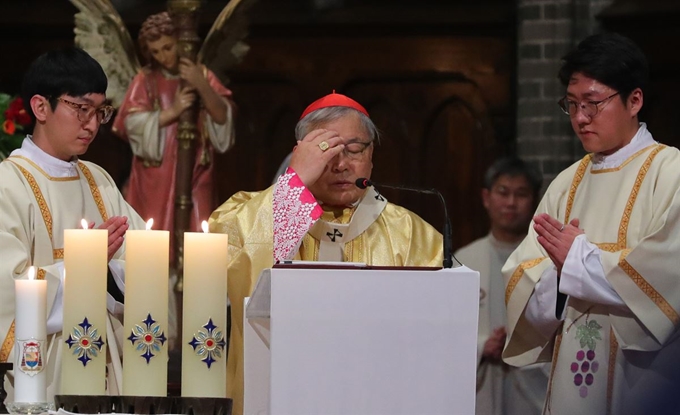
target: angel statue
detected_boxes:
[69,0,255,266]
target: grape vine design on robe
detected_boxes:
[571,319,602,398]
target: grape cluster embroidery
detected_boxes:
[572,319,602,398]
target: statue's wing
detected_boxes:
[198,0,258,85]
[69,0,141,108]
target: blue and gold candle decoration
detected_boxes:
[189,318,226,369]
[65,317,105,367]
[127,313,167,364]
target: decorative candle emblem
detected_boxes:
[188,318,226,369]
[16,267,46,377]
[127,313,167,364]
[65,317,105,367]
[19,340,44,376]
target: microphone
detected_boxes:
[355,178,456,268]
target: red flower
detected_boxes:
[4,97,31,126]
[3,119,16,135]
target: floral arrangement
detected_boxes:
[0,93,30,159]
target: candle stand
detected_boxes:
[54,395,232,415]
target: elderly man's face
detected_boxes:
[308,112,374,207]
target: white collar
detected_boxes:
[11,136,80,178]
[591,122,657,170]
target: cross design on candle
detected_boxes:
[127,313,167,364]
[188,318,226,369]
[64,317,105,367]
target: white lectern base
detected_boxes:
[245,266,479,415]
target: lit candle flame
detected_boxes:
[28,266,36,281]
[146,218,154,231]
[81,219,88,229]
[201,220,209,233]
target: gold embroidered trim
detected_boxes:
[505,257,545,305]
[0,321,15,363]
[615,145,664,248]
[53,249,64,260]
[591,145,660,174]
[573,145,664,251]
[544,330,564,415]
[620,254,680,324]
[567,146,675,322]
[78,162,109,222]
[9,160,54,240]
[595,243,619,252]
[565,155,591,223]
[8,156,78,181]
[607,328,618,415]
[0,268,46,362]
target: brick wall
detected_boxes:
[516,0,614,185]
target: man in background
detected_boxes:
[455,157,547,415]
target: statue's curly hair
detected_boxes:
[138,12,176,65]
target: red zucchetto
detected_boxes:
[299,90,369,120]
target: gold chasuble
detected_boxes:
[209,183,443,415]
[502,143,680,415]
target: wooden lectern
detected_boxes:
[244,263,480,415]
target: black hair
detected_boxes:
[558,32,649,101]
[484,157,543,200]
[20,47,108,122]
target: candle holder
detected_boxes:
[0,362,12,414]
[54,395,232,415]
[5,401,55,415]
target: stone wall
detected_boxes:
[516,0,614,185]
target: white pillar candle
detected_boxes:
[14,266,47,403]
[182,221,229,397]
[61,221,108,395]
[123,218,169,396]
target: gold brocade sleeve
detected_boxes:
[208,186,444,415]
[208,186,275,415]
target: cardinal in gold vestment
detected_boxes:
[209,92,443,415]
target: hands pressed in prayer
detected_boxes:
[533,213,583,273]
[289,128,345,187]
[89,216,130,262]
[483,326,507,362]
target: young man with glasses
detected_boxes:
[503,33,680,415]
[209,92,443,415]
[0,47,145,401]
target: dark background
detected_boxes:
[0,0,677,250]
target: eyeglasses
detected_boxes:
[341,140,373,160]
[57,97,115,125]
[558,92,620,118]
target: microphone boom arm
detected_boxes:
[356,178,456,268]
